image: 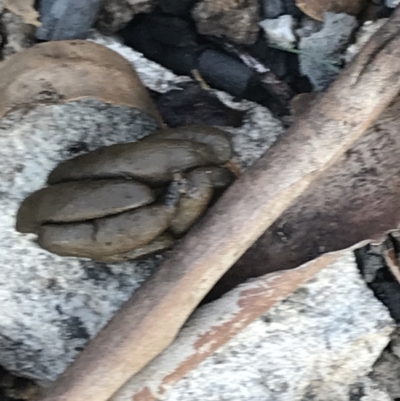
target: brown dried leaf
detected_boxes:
[207,93,400,301]
[0,40,163,123]
[295,0,366,21]
[4,0,41,27]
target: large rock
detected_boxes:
[111,250,394,401]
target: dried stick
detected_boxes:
[39,8,400,401]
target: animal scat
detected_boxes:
[141,125,233,163]
[170,168,215,235]
[93,234,175,263]
[46,140,220,186]
[16,179,155,234]
[38,204,178,259]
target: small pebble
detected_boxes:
[36,0,103,41]
[385,0,400,7]
[259,14,297,49]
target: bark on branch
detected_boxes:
[39,7,400,401]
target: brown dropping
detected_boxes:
[47,140,219,186]
[295,0,366,21]
[141,126,233,164]
[0,40,162,123]
[170,169,214,235]
[94,234,175,263]
[192,166,235,189]
[38,204,177,259]
[16,179,155,234]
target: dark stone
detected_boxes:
[0,365,38,400]
[355,244,400,323]
[249,36,299,83]
[348,381,366,401]
[119,13,202,76]
[150,82,246,127]
[285,0,305,18]
[262,0,304,18]
[197,49,255,98]
[35,0,102,41]
[262,0,285,18]
[244,75,291,116]
[158,0,198,17]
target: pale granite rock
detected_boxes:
[110,250,394,401]
[0,100,161,382]
[162,252,394,401]
[0,34,284,382]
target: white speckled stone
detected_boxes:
[259,15,297,49]
[0,35,284,382]
[161,252,394,401]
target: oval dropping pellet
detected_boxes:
[190,166,235,189]
[38,204,177,259]
[47,140,219,186]
[93,233,175,263]
[170,168,214,236]
[16,179,155,234]
[141,125,233,163]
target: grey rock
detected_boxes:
[0,10,35,58]
[389,329,400,360]
[162,251,394,401]
[35,0,102,41]
[385,0,400,7]
[259,14,296,49]
[192,0,261,45]
[372,329,400,400]
[159,0,197,17]
[299,12,358,91]
[296,15,323,39]
[0,33,284,383]
[197,49,254,98]
[262,0,302,19]
[262,0,284,19]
